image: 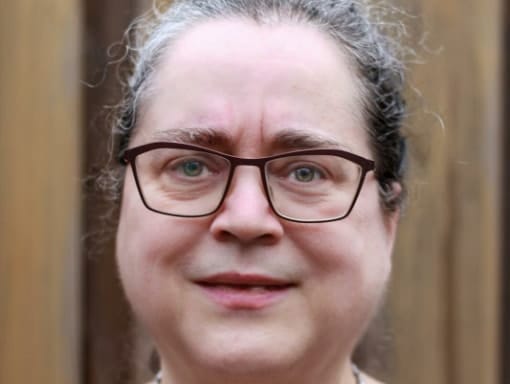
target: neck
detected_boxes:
[155,362,363,384]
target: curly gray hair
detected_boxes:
[113,0,408,211]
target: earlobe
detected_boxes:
[382,181,403,245]
[386,207,400,239]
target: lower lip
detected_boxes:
[197,284,292,310]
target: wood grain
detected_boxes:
[0,1,82,383]
[82,1,144,383]
[389,0,502,383]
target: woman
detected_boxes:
[112,0,407,383]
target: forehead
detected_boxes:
[162,18,355,76]
[135,18,368,155]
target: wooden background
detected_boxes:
[389,0,503,383]
[504,1,510,380]
[0,0,505,383]
[0,1,82,383]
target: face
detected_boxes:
[117,19,399,384]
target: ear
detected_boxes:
[383,182,402,248]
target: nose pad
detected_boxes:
[266,184,277,210]
[209,168,284,243]
[268,184,274,198]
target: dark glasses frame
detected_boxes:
[122,142,375,223]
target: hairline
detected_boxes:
[133,14,371,140]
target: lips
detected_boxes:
[194,272,296,310]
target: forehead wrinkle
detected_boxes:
[150,127,233,149]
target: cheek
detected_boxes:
[287,196,393,307]
[284,217,392,351]
[288,220,387,276]
[115,176,205,315]
[117,172,207,262]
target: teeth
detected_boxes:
[201,282,289,291]
[225,285,270,291]
[247,286,268,292]
[216,284,272,291]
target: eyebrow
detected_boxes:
[149,127,347,153]
[151,127,233,149]
[271,129,345,151]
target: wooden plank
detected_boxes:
[503,1,510,382]
[0,1,82,384]
[389,0,502,383]
[83,1,145,383]
[447,2,502,383]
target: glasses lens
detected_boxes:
[133,148,230,216]
[265,154,363,221]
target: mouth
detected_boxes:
[194,272,296,310]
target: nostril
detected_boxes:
[213,228,279,246]
[209,201,284,244]
[213,229,238,243]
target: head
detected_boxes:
[112,1,407,383]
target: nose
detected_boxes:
[210,167,284,244]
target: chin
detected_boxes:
[175,321,312,376]
[185,348,304,384]
[205,349,293,374]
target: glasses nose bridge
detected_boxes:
[225,156,269,199]
[229,156,267,178]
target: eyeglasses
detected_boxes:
[122,142,375,223]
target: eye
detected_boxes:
[267,157,329,185]
[291,166,323,182]
[178,159,206,177]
